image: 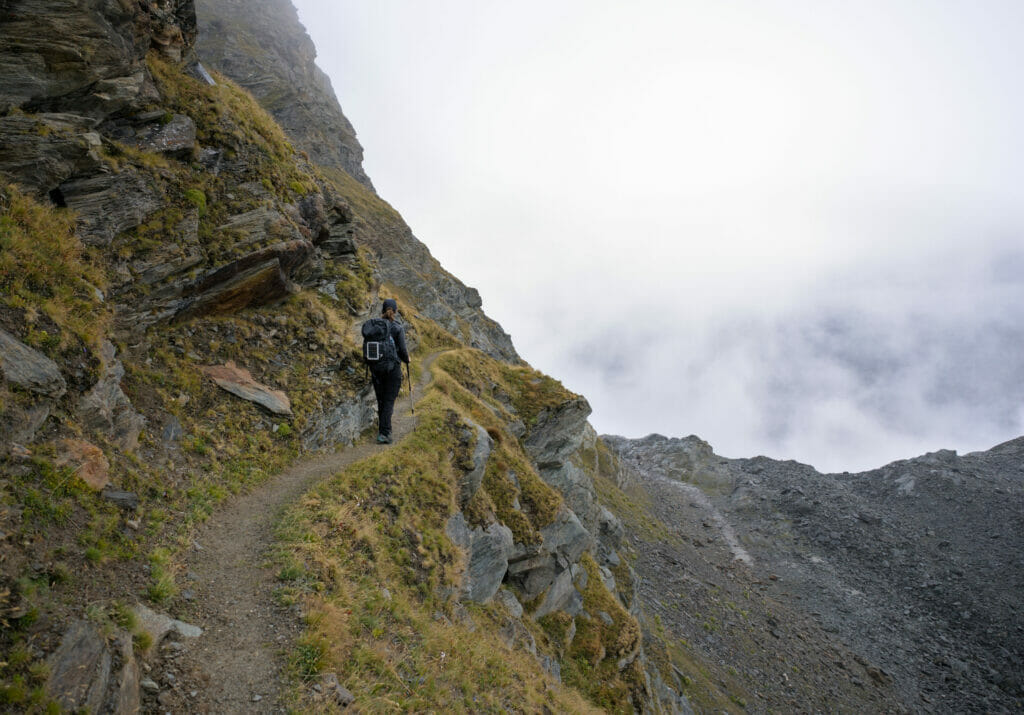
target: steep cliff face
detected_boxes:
[194,0,520,363]
[193,0,371,190]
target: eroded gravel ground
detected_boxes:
[619,470,904,713]
[607,433,1024,714]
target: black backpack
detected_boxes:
[361,318,398,374]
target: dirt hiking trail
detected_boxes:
[151,354,441,714]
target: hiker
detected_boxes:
[362,298,410,444]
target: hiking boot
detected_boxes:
[376,434,392,444]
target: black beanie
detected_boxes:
[382,298,398,314]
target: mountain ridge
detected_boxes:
[0,0,1019,713]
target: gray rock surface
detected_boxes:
[128,112,197,157]
[133,603,203,656]
[57,171,161,247]
[78,341,145,451]
[0,0,194,116]
[458,420,493,508]
[301,387,376,451]
[446,513,515,603]
[605,432,1024,714]
[45,620,111,713]
[533,568,584,619]
[523,396,592,468]
[0,114,103,194]
[0,327,66,398]
[538,506,593,567]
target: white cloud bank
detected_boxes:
[293,0,1024,472]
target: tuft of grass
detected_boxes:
[184,188,207,216]
[0,185,109,352]
[146,548,177,603]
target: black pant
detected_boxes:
[371,363,404,437]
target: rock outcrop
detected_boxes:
[0,0,195,117]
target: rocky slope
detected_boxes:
[0,1,673,712]
[195,0,519,363]
[2,0,1018,713]
[193,0,372,190]
[604,433,1024,713]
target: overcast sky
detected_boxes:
[292,0,1024,472]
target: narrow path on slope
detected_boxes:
[150,353,442,714]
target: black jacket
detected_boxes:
[388,320,410,364]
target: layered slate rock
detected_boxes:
[45,621,112,712]
[0,114,103,194]
[116,238,317,334]
[0,0,195,117]
[0,328,67,398]
[78,341,145,451]
[122,112,198,157]
[200,361,292,415]
[56,171,162,247]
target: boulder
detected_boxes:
[132,603,203,656]
[0,328,67,398]
[101,490,139,511]
[506,553,558,602]
[78,341,145,451]
[446,513,514,603]
[57,439,110,491]
[494,588,524,619]
[538,507,593,566]
[537,460,598,528]
[200,361,292,415]
[499,617,537,655]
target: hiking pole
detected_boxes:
[406,362,414,415]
